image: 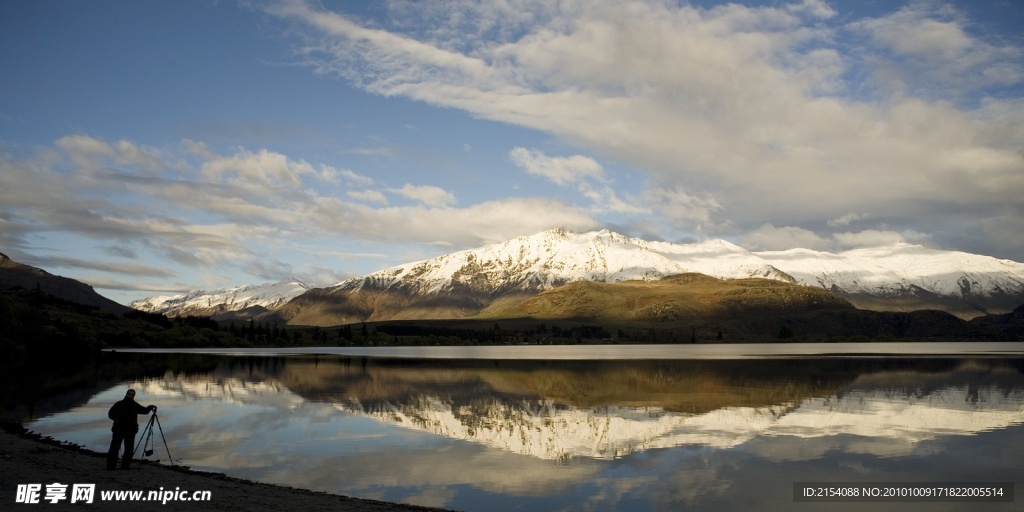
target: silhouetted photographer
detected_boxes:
[106,388,156,470]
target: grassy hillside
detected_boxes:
[487,273,851,320]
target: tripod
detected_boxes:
[133,411,173,466]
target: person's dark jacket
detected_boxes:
[108,398,152,433]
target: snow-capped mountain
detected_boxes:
[757,243,1024,296]
[330,228,793,295]
[756,243,1024,318]
[313,228,1023,319]
[130,279,308,319]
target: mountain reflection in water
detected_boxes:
[25,354,1024,511]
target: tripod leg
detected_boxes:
[153,414,173,466]
[132,414,155,461]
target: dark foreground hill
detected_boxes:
[0,252,129,313]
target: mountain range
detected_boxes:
[3,228,1023,341]
[128,279,309,321]
[130,229,1024,327]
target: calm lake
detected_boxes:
[24,343,1024,511]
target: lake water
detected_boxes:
[24,343,1024,511]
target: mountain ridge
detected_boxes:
[129,279,308,320]
[756,243,1024,318]
[328,228,793,294]
[131,229,1024,324]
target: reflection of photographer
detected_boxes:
[106,388,156,470]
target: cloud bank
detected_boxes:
[0,136,599,293]
[268,0,1024,258]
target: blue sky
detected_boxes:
[1,0,1022,304]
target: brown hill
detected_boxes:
[267,285,534,326]
[497,274,995,340]
[475,273,874,340]
[424,275,1007,340]
[486,273,852,321]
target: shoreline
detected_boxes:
[105,340,1024,359]
[1,423,455,511]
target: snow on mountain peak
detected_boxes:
[131,279,309,315]
[331,229,792,295]
[319,229,1023,318]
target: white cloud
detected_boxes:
[200,148,314,189]
[743,225,934,252]
[114,140,165,171]
[308,195,598,247]
[56,135,118,168]
[183,139,217,159]
[509,147,644,215]
[833,229,931,250]
[642,186,723,232]
[390,183,457,207]
[347,189,388,204]
[786,0,836,19]
[898,19,969,56]
[742,224,831,252]
[578,182,647,215]
[56,135,167,173]
[509,147,604,186]
[319,165,374,186]
[827,212,868,227]
[859,9,970,59]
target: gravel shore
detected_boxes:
[1,423,455,511]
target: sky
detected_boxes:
[1,0,1022,305]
